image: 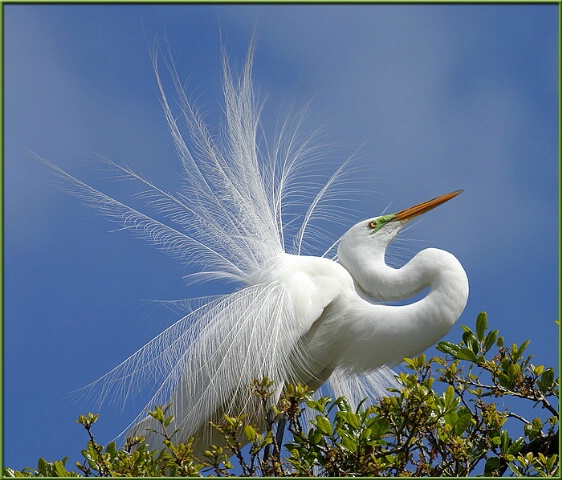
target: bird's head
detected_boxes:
[338,190,463,263]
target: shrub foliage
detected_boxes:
[4,312,558,477]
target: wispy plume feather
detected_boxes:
[36,42,395,451]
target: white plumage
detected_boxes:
[37,44,468,453]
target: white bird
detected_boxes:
[37,44,468,454]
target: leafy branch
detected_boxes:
[4,312,558,477]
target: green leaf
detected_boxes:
[335,396,352,413]
[54,460,69,477]
[484,329,498,352]
[517,340,531,360]
[456,347,478,361]
[507,437,526,455]
[485,456,501,474]
[437,341,459,356]
[149,405,166,423]
[369,417,390,438]
[498,373,513,389]
[461,325,474,335]
[360,427,373,441]
[500,430,510,453]
[343,411,361,429]
[444,385,455,408]
[315,415,333,437]
[37,458,49,476]
[444,411,458,426]
[538,367,555,393]
[310,430,324,445]
[244,425,257,442]
[462,329,478,353]
[507,363,520,382]
[532,418,543,429]
[106,441,117,458]
[307,398,330,413]
[546,454,558,472]
[476,312,488,340]
[454,412,473,436]
[341,436,357,452]
[524,419,544,441]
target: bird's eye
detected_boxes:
[369,221,377,229]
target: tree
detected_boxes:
[4,312,558,477]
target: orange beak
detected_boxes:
[393,190,463,222]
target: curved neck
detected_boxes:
[332,248,469,373]
[344,246,461,302]
[403,248,469,324]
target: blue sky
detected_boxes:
[4,4,559,471]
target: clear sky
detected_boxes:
[4,3,559,471]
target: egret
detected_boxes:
[38,45,468,453]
